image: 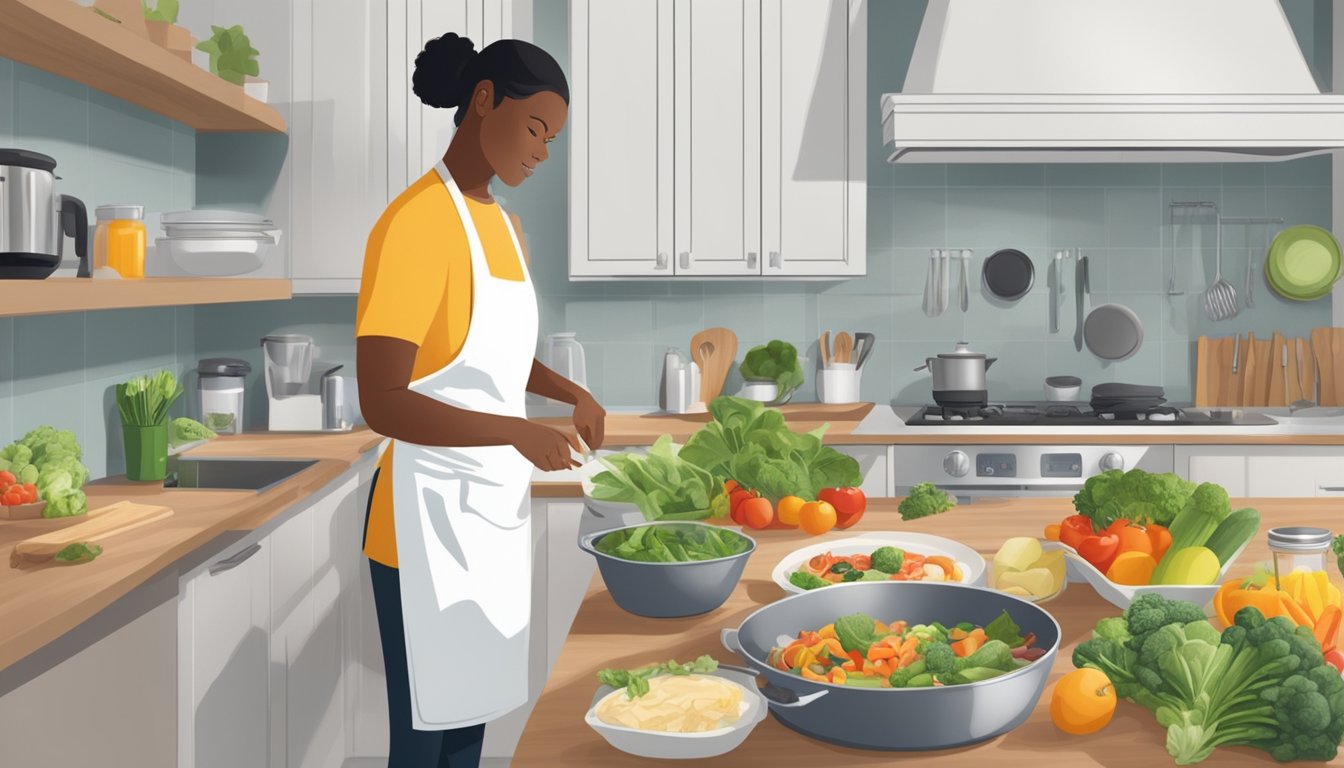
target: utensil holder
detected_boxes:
[123,423,169,482]
[818,365,861,404]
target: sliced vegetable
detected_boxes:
[1202,507,1260,565]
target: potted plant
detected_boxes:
[141,0,197,62]
[196,24,267,101]
[116,370,183,482]
[738,340,804,405]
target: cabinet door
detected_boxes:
[671,0,761,276]
[1185,453,1249,495]
[761,0,865,277]
[342,467,390,759]
[180,539,271,768]
[570,0,675,277]
[547,501,596,672]
[1248,456,1344,497]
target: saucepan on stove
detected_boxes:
[915,341,996,407]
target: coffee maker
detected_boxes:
[261,334,353,431]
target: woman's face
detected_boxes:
[476,86,568,187]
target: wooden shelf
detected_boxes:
[0,0,285,132]
[0,278,292,317]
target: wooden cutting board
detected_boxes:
[679,402,875,423]
[1196,335,1242,407]
[690,328,738,405]
[10,500,172,568]
[1313,328,1337,406]
[1227,335,1247,407]
[1242,332,1274,407]
[1267,332,1288,407]
[1195,336,1213,407]
[1334,328,1344,406]
[1296,336,1318,404]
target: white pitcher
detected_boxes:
[545,332,587,389]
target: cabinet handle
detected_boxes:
[769,251,781,269]
[1319,486,1344,493]
[656,252,669,270]
[209,543,262,575]
[679,252,691,270]
[747,252,758,269]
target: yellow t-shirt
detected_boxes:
[355,170,526,568]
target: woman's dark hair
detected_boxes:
[413,34,568,126]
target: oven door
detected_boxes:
[891,445,1175,500]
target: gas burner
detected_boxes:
[907,401,1197,427]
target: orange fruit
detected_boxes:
[1050,669,1116,735]
[799,501,837,536]
[1044,524,1061,541]
[739,497,775,529]
[776,496,806,527]
[1115,526,1153,556]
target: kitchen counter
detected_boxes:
[513,497,1344,767]
[0,428,383,672]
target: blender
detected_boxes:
[261,334,351,431]
[196,358,251,434]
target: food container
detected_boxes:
[584,667,769,759]
[1267,526,1332,583]
[156,235,274,276]
[721,581,1059,751]
[578,521,756,618]
[1044,375,1082,401]
[93,204,146,278]
[818,364,861,405]
[197,358,250,435]
[770,532,987,595]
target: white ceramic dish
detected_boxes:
[772,532,987,595]
[156,237,273,276]
[737,381,778,402]
[162,209,272,225]
[162,227,277,239]
[1056,537,1252,611]
[584,668,768,760]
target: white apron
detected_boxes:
[390,162,539,730]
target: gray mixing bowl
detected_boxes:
[721,581,1060,750]
[579,521,755,618]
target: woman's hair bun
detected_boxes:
[413,33,478,109]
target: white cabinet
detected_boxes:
[291,0,530,294]
[179,536,273,768]
[570,0,866,279]
[1178,446,1344,497]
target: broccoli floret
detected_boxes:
[1123,593,1208,652]
[1258,673,1344,762]
[956,640,1016,673]
[869,546,905,574]
[897,483,955,521]
[788,571,829,591]
[1074,468,1197,530]
[1183,482,1232,526]
[920,642,957,676]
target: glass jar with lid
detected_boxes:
[1266,526,1333,584]
[93,204,146,278]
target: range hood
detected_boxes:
[882,0,1344,163]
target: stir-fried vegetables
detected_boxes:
[767,611,1045,688]
[787,545,964,590]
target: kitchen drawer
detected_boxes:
[1249,456,1344,497]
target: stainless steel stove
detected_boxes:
[906,401,1277,427]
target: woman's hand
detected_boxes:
[573,391,606,450]
[511,419,583,472]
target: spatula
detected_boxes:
[833,332,853,364]
[690,328,737,405]
[853,332,876,370]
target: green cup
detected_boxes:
[123,422,169,482]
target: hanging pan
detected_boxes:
[1084,302,1145,362]
[982,249,1034,301]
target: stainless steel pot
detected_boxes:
[721,581,1059,751]
[0,148,89,278]
[914,341,997,406]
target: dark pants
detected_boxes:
[365,469,486,768]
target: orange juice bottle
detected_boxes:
[93,205,146,278]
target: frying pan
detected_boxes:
[983,249,1035,301]
[1083,303,1144,362]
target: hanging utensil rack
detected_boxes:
[1168,201,1283,298]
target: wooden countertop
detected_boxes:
[535,411,1344,447]
[514,497,1344,767]
[0,428,383,672]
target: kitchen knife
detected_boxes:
[853,332,876,370]
[958,249,970,311]
[1231,334,1239,374]
[1074,254,1088,352]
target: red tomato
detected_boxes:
[1324,649,1344,674]
[1077,534,1121,574]
[1,491,21,507]
[729,488,757,525]
[0,471,14,488]
[724,479,740,494]
[739,497,774,529]
[21,485,37,504]
[1059,515,1094,549]
[818,487,866,529]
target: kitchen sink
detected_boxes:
[163,457,317,492]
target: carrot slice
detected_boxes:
[1315,604,1342,652]
[1281,591,1316,629]
[867,645,897,661]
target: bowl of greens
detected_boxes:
[579,521,756,618]
[738,341,804,405]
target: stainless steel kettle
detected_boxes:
[914,341,998,406]
[0,149,89,279]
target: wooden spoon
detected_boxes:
[820,332,831,368]
[833,332,853,364]
[690,327,738,405]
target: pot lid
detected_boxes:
[936,341,987,359]
[198,357,252,377]
[0,148,57,172]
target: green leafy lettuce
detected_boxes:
[0,427,89,518]
[739,340,804,404]
[588,435,724,521]
[594,523,749,563]
[597,656,719,699]
[55,542,102,564]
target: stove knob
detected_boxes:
[944,451,971,478]
[1099,452,1125,472]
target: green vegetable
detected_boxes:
[588,435,724,521]
[594,523,748,563]
[870,546,905,573]
[1334,535,1344,582]
[788,571,829,590]
[921,642,957,675]
[834,613,880,656]
[858,570,887,581]
[955,639,1017,672]
[904,673,935,688]
[841,569,864,582]
[888,659,926,688]
[204,412,236,432]
[944,666,1012,684]
[677,397,861,502]
[54,542,102,564]
[738,340,804,404]
[170,417,217,447]
[596,656,719,699]
[829,561,853,574]
[1073,594,1344,764]
[141,0,179,23]
[2,427,89,518]
[1203,507,1260,566]
[1073,469,1198,531]
[115,370,183,427]
[196,25,260,85]
[984,610,1026,648]
[1151,483,1230,584]
[904,623,947,646]
[898,483,955,521]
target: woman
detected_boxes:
[354,33,603,768]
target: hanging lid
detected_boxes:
[0,148,57,172]
[937,341,987,359]
[198,357,252,377]
[1267,526,1333,553]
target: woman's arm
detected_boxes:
[526,359,585,404]
[357,336,581,470]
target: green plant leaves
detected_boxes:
[196,24,260,85]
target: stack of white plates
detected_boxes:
[157,210,281,276]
